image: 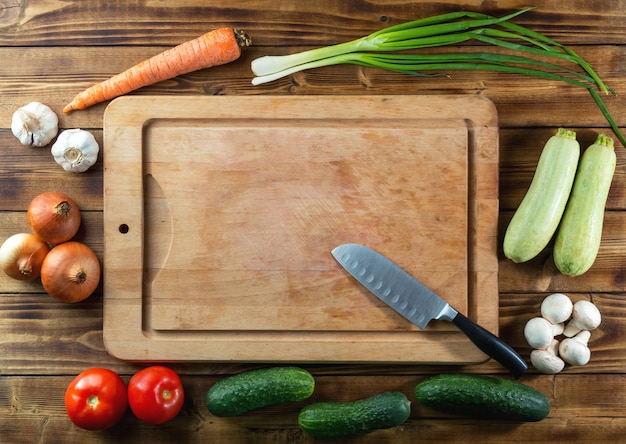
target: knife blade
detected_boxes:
[332,243,527,379]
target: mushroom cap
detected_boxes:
[541,293,574,324]
[524,317,556,349]
[559,332,591,366]
[563,300,601,337]
[530,341,565,374]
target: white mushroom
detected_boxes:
[541,293,574,324]
[531,339,565,374]
[524,317,562,349]
[11,102,59,147]
[51,129,100,173]
[563,300,601,337]
[559,330,592,366]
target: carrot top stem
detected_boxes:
[234,29,252,48]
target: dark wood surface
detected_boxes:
[2,1,626,442]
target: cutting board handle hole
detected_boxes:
[119,224,129,234]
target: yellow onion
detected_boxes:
[0,233,50,280]
[27,191,81,244]
[41,241,100,302]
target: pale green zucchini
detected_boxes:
[504,128,580,263]
[553,134,616,276]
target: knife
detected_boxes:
[332,243,528,379]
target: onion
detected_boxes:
[41,241,100,302]
[0,233,50,280]
[27,191,81,244]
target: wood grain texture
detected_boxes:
[101,95,498,363]
[2,1,626,442]
[1,44,625,132]
[2,374,626,443]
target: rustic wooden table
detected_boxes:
[2,1,626,442]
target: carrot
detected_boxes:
[63,28,251,113]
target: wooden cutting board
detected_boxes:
[102,95,499,364]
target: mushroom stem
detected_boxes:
[559,330,591,366]
[531,339,565,374]
[563,300,601,337]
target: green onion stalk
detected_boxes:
[251,7,624,146]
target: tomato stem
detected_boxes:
[87,394,99,407]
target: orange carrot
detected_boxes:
[63,28,251,113]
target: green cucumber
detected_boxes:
[504,128,580,263]
[554,134,616,276]
[414,374,550,422]
[205,366,315,417]
[298,391,411,438]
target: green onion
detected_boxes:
[251,8,533,77]
[250,8,624,146]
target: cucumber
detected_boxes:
[554,134,616,276]
[205,366,315,417]
[414,374,550,422]
[503,128,580,263]
[298,391,411,438]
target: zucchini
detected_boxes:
[298,391,411,438]
[503,128,580,263]
[554,134,616,276]
[205,366,315,417]
[414,374,550,422]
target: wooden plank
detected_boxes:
[2,290,622,375]
[7,211,626,302]
[3,126,626,213]
[0,44,625,133]
[0,130,103,211]
[1,0,626,442]
[1,1,626,47]
[1,374,626,443]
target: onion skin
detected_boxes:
[0,233,50,280]
[41,241,100,302]
[27,191,81,244]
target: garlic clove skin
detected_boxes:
[11,102,59,147]
[51,129,100,173]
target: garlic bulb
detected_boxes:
[11,102,59,147]
[51,129,99,173]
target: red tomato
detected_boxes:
[64,367,128,431]
[127,366,184,424]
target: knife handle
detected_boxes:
[452,312,528,379]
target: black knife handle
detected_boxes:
[452,311,528,379]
